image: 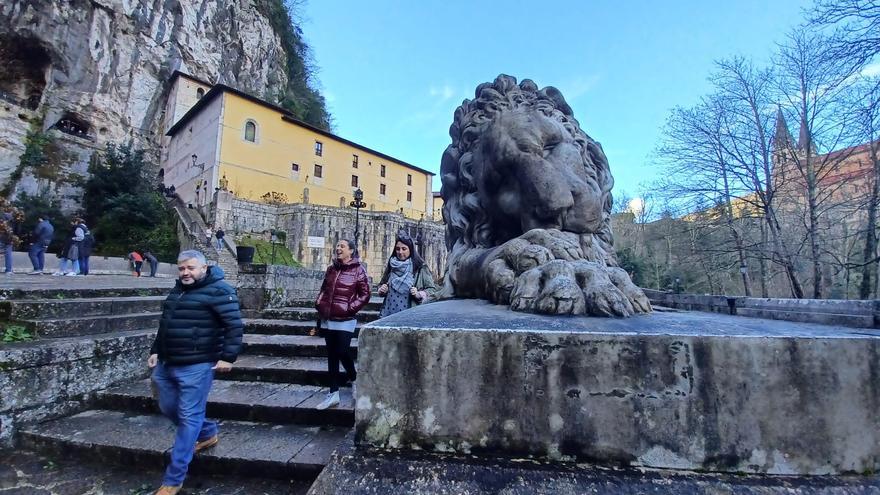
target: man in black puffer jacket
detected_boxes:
[147,250,243,495]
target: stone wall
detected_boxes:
[214,195,447,283]
[356,300,880,475]
[0,331,152,446]
[643,289,879,328]
[236,263,325,310]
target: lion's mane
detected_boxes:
[440,74,617,270]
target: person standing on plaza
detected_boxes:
[377,232,438,318]
[0,211,14,274]
[144,250,159,277]
[148,250,243,495]
[314,238,370,410]
[74,218,93,276]
[54,218,81,276]
[214,227,225,251]
[28,215,54,274]
[204,226,213,247]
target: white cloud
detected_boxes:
[861,62,880,78]
[558,74,602,100]
[429,84,456,101]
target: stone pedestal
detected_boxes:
[355,300,880,475]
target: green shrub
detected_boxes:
[237,236,301,267]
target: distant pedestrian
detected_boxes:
[215,228,225,250]
[28,215,54,274]
[314,238,370,410]
[54,219,81,276]
[204,227,213,247]
[128,251,144,277]
[0,211,14,275]
[377,232,438,318]
[148,250,242,495]
[144,250,159,277]
[75,218,93,276]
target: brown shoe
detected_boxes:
[155,486,181,495]
[194,434,219,452]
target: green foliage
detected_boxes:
[616,247,647,287]
[2,324,33,343]
[12,188,67,247]
[81,144,179,262]
[1,128,68,197]
[255,0,331,129]
[237,236,301,267]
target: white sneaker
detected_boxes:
[315,391,340,410]
[64,272,77,276]
[27,270,41,275]
[52,272,63,276]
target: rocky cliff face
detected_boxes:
[0,0,297,210]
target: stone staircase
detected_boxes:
[14,293,383,485]
[168,195,239,282]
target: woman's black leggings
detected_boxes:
[325,329,356,392]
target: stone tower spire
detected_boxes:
[772,107,794,151]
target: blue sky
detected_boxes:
[301,0,814,198]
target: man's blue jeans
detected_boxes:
[28,243,47,271]
[0,243,11,273]
[151,362,218,487]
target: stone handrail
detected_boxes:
[643,288,879,329]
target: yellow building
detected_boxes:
[161,72,435,219]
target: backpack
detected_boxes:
[79,224,95,249]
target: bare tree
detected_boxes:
[809,0,880,68]
[655,95,753,295]
[774,28,860,298]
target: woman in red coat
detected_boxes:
[315,238,370,410]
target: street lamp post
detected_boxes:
[349,188,366,248]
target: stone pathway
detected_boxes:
[0,450,309,494]
[0,273,174,292]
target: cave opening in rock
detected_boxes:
[53,112,92,140]
[0,34,51,110]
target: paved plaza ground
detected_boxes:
[0,273,176,292]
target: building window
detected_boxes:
[406,191,412,202]
[244,120,257,142]
[196,87,205,99]
[314,141,323,156]
[380,183,386,195]
[351,175,359,187]
[407,174,412,186]
[352,154,359,168]
[314,164,323,178]
[292,163,300,172]
[380,164,386,177]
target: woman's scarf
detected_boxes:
[388,257,414,294]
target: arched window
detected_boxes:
[244,120,257,142]
[196,87,205,99]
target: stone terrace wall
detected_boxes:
[214,195,447,283]
[643,289,880,328]
[236,263,324,310]
[0,332,151,446]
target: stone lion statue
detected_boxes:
[439,75,651,317]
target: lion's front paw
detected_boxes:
[508,260,636,317]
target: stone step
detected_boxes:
[221,355,356,387]
[0,286,170,301]
[15,312,161,339]
[244,319,362,337]
[0,296,165,320]
[259,307,380,323]
[97,379,354,427]
[19,409,348,481]
[244,334,359,358]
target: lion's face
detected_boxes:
[477,105,608,242]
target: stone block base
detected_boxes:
[355,300,880,475]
